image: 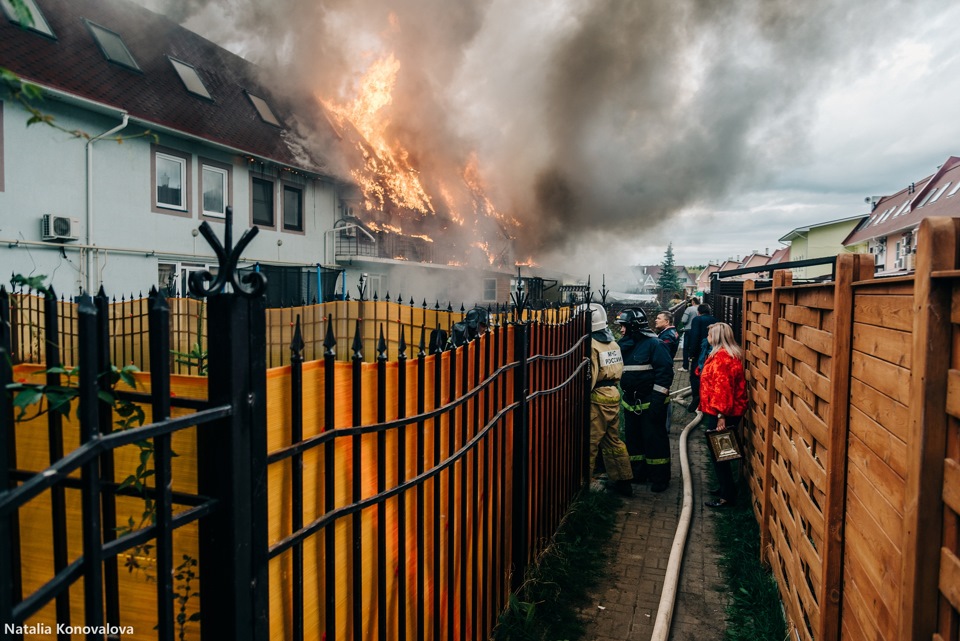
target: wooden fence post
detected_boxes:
[819,253,872,641]
[759,270,791,559]
[899,217,959,641]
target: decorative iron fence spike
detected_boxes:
[377,325,387,361]
[351,319,363,361]
[422,299,427,309]
[417,324,426,358]
[409,296,414,306]
[385,292,391,302]
[291,314,305,360]
[323,314,337,357]
[434,300,440,311]
[373,291,379,302]
[447,302,453,312]
[189,206,265,298]
[459,303,465,312]
[396,292,402,303]
[346,292,351,301]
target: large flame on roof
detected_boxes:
[321,53,520,268]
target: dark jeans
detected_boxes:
[682,334,693,369]
[703,413,741,503]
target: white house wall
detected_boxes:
[1,97,339,296]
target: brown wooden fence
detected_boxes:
[739,217,960,641]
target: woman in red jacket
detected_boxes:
[699,322,748,508]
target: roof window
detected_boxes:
[169,57,211,99]
[948,182,960,198]
[917,186,939,208]
[1,0,54,37]
[86,20,140,72]
[893,201,910,218]
[929,182,951,205]
[877,206,895,224]
[246,92,281,127]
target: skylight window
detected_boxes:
[893,201,910,217]
[86,20,140,71]
[246,92,281,127]
[917,187,939,208]
[877,207,895,224]
[169,57,211,99]
[1,0,54,37]
[948,182,960,198]
[929,182,951,205]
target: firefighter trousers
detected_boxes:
[589,395,633,482]
[623,398,671,485]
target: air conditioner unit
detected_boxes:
[41,214,80,242]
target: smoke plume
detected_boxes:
[139,0,913,273]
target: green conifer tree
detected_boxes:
[657,243,683,305]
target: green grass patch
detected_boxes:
[492,488,621,641]
[715,472,788,641]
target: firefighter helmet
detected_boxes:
[465,307,489,331]
[615,308,648,332]
[589,303,608,332]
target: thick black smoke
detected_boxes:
[140,0,913,269]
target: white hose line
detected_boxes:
[670,386,692,398]
[650,410,703,641]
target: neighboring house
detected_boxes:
[629,265,696,297]
[778,214,866,279]
[769,246,789,265]
[696,264,719,293]
[843,156,960,275]
[0,0,519,306]
[737,251,773,281]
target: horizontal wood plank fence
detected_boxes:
[738,217,960,641]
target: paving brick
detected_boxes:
[580,376,729,641]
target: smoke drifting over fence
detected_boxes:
[140,0,908,271]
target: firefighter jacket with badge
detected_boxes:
[617,329,674,400]
[590,329,624,403]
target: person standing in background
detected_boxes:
[679,297,699,371]
[699,322,748,508]
[686,303,718,412]
[655,311,680,360]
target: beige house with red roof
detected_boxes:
[843,156,960,275]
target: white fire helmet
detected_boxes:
[589,303,607,332]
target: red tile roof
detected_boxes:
[1,0,333,173]
[844,156,960,245]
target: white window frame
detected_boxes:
[200,162,229,219]
[152,147,191,216]
[1,0,54,37]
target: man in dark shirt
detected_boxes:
[686,303,718,412]
[654,311,680,360]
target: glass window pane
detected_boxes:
[283,186,302,231]
[1,0,54,36]
[87,21,140,71]
[156,154,184,209]
[247,93,281,126]
[202,166,226,216]
[252,178,274,226]
[170,58,211,99]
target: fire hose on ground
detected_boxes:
[649,388,703,641]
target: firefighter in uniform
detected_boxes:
[448,307,488,348]
[616,308,675,492]
[586,303,633,496]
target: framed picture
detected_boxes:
[706,428,742,462]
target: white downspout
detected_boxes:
[85,112,129,293]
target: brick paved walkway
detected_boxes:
[579,368,729,641]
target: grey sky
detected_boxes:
[134,0,960,279]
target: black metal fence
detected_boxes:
[1,207,593,640]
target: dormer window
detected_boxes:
[1,0,54,37]
[86,20,140,71]
[246,92,281,126]
[169,57,211,100]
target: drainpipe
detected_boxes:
[85,112,129,293]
